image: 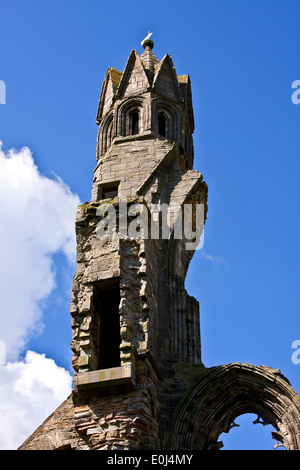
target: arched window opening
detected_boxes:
[98,113,114,156]
[103,119,113,154]
[219,413,286,450]
[117,98,147,137]
[131,110,139,135]
[158,112,167,137]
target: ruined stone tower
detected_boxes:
[19,37,300,451]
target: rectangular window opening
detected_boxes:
[97,181,120,200]
[93,279,121,370]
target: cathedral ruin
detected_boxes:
[19,36,300,451]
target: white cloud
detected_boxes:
[0,142,80,360]
[0,350,73,450]
[0,142,79,449]
[201,252,227,268]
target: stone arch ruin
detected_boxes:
[167,363,300,450]
[19,37,300,451]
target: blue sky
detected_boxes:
[0,0,299,450]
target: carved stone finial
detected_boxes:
[141,31,154,50]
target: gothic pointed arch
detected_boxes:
[117,50,150,98]
[167,363,300,450]
[96,67,122,124]
[153,54,183,103]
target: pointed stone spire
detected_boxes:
[140,32,159,85]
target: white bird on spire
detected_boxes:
[141,31,153,46]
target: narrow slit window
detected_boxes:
[158,112,167,137]
[106,120,113,152]
[131,111,139,135]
